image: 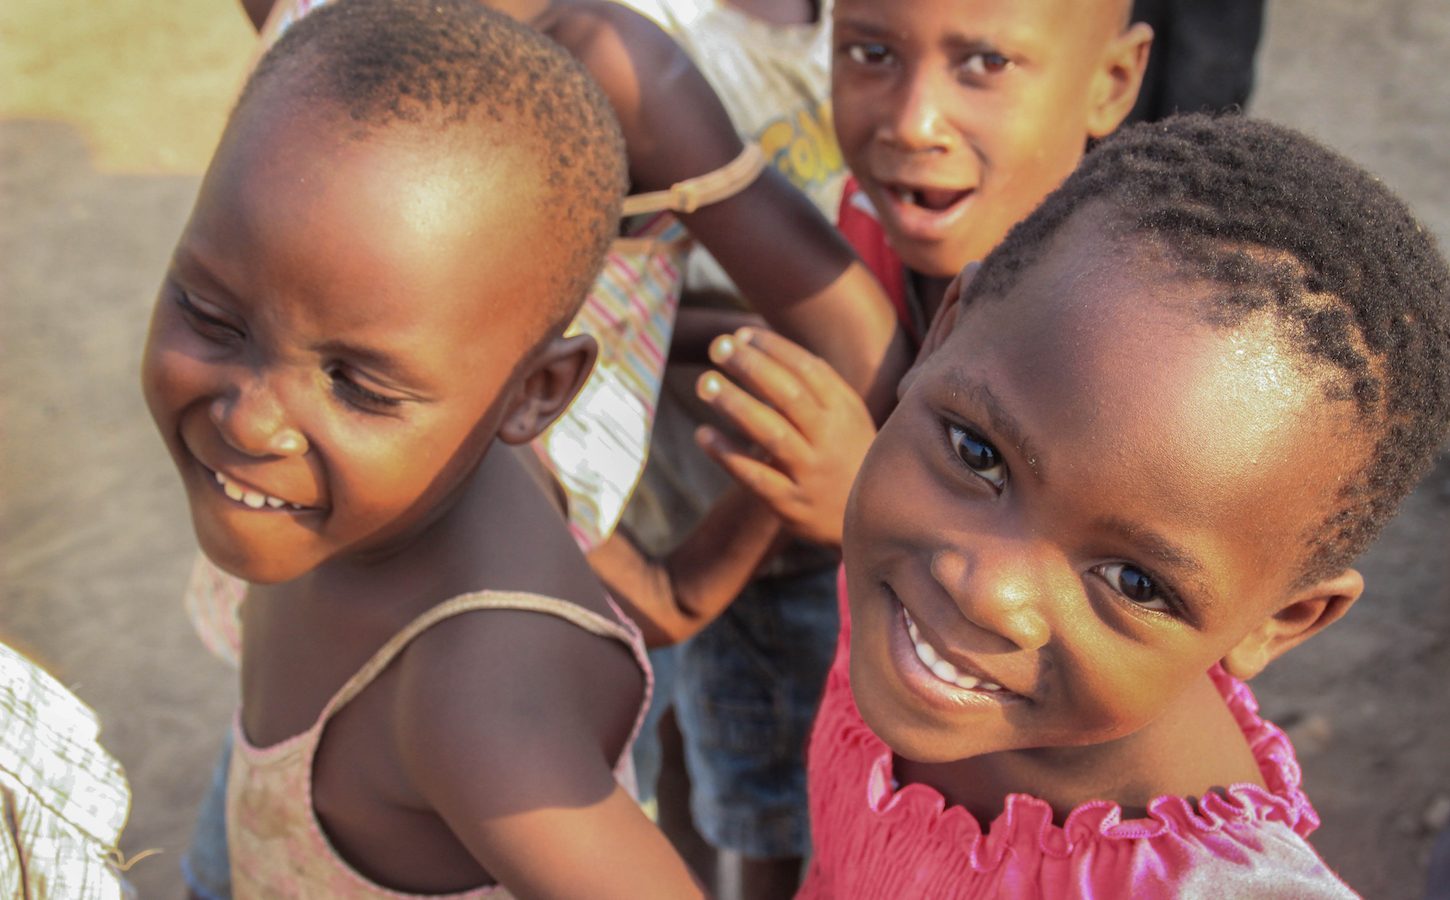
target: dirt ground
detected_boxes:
[2,1,1447,898]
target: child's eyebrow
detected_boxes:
[942,369,1044,480]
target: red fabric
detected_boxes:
[837,178,920,346]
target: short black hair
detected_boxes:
[236,0,626,327]
[970,113,1450,582]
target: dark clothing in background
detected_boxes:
[1128,0,1266,123]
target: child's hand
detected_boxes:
[695,328,877,548]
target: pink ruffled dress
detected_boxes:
[800,572,1360,899]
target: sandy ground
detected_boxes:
[2,1,1448,898]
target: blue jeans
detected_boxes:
[632,564,839,859]
[181,730,232,900]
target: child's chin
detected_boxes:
[891,237,974,284]
[195,537,307,586]
[851,659,978,764]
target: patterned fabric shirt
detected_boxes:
[0,642,132,900]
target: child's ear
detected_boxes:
[1221,568,1363,680]
[497,333,597,445]
[898,263,978,401]
[1086,21,1153,138]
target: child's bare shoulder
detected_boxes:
[387,588,646,803]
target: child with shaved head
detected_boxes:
[144,1,705,894]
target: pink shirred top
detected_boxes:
[227,591,653,899]
[800,570,1360,899]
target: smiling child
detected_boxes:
[702,114,1450,896]
[830,0,1152,337]
[142,1,705,895]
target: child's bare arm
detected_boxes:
[568,3,911,420]
[588,486,786,647]
[396,611,705,897]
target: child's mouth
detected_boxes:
[211,468,310,512]
[901,605,1008,694]
[877,181,976,244]
[888,185,973,213]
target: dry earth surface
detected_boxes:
[2,0,1447,897]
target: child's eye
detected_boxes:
[328,366,404,414]
[1094,563,1172,613]
[947,423,1005,489]
[175,290,244,343]
[843,42,893,66]
[960,52,1012,79]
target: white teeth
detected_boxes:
[902,608,1003,694]
[212,469,298,511]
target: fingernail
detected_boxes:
[698,373,721,399]
[696,425,718,448]
[709,336,735,364]
[736,327,754,344]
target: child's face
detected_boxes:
[142,104,558,584]
[842,210,1363,764]
[831,0,1145,279]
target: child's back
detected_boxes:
[143,2,700,895]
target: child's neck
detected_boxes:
[909,270,956,329]
[264,443,590,617]
[894,672,1266,826]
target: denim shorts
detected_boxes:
[631,564,840,859]
[180,730,233,900]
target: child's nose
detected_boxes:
[882,68,953,152]
[209,372,309,458]
[929,545,1050,652]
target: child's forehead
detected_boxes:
[185,103,552,340]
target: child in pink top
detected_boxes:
[694,113,1450,896]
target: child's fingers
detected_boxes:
[696,371,810,468]
[732,327,856,407]
[708,332,823,434]
[695,425,799,507]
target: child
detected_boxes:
[702,114,1450,896]
[143,1,704,895]
[618,2,1154,893]
[832,0,1152,341]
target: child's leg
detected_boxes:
[180,730,233,900]
[672,564,839,899]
